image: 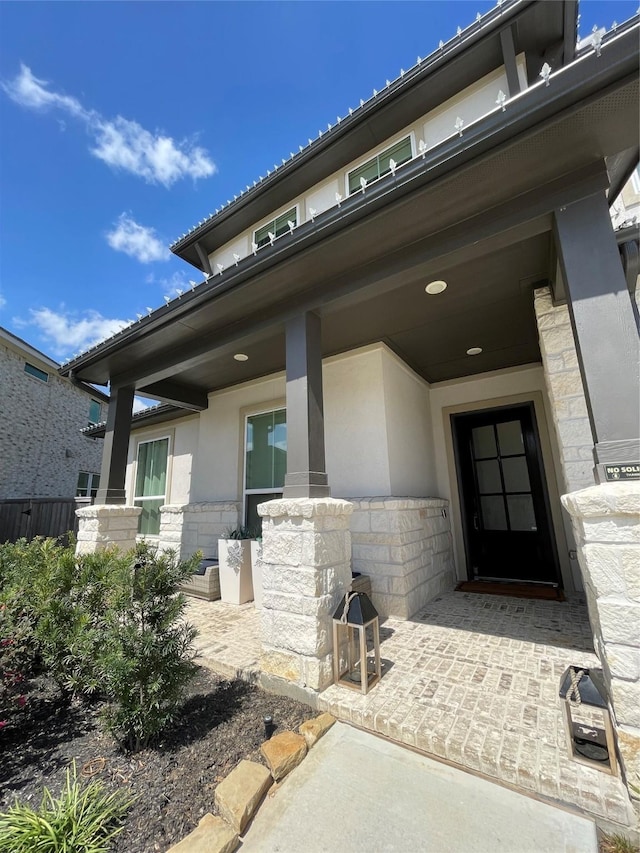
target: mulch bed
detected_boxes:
[0,666,315,852]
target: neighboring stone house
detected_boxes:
[66,0,639,810]
[0,326,107,500]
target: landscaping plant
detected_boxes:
[97,544,200,751]
[0,762,134,853]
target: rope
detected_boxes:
[567,667,585,705]
[340,591,358,624]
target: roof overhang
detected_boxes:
[170,0,577,269]
[59,21,638,401]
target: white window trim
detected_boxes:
[76,471,100,498]
[344,131,416,196]
[252,204,300,247]
[133,433,173,537]
[242,406,286,526]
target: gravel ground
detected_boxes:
[0,667,315,852]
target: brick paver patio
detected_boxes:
[186,591,635,829]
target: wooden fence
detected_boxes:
[0,498,92,544]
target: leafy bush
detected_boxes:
[34,547,125,697]
[0,762,134,853]
[98,544,199,751]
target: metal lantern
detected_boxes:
[559,666,618,776]
[332,591,381,694]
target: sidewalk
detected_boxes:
[240,722,598,853]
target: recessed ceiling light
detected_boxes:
[233,353,249,362]
[425,279,447,295]
[466,347,483,356]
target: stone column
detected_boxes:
[158,502,240,560]
[562,482,640,808]
[258,497,353,705]
[75,505,141,555]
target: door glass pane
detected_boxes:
[497,420,524,456]
[476,459,502,494]
[480,496,508,530]
[507,495,537,531]
[246,492,282,537]
[472,425,496,459]
[502,456,531,493]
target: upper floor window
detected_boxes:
[88,399,102,426]
[254,207,297,248]
[24,362,49,382]
[134,436,170,536]
[347,136,413,195]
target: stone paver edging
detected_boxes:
[166,714,336,852]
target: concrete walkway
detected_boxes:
[241,722,598,853]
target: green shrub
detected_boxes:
[34,547,126,697]
[98,544,199,751]
[0,762,133,853]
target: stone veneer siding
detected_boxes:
[75,505,141,555]
[258,498,353,701]
[349,497,455,619]
[0,341,105,499]
[158,502,240,561]
[562,483,640,813]
[534,287,594,493]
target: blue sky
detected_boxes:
[0,0,635,364]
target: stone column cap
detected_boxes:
[562,482,640,518]
[75,505,142,519]
[258,497,353,519]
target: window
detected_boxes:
[347,136,413,195]
[244,409,286,533]
[134,437,169,535]
[88,399,102,426]
[76,472,100,498]
[24,362,49,382]
[253,207,297,249]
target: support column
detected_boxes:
[554,192,640,481]
[283,312,330,498]
[562,483,640,815]
[95,385,135,504]
[258,497,353,705]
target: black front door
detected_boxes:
[452,404,560,584]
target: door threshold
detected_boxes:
[456,580,565,601]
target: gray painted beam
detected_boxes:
[96,385,134,504]
[139,380,208,411]
[283,312,330,499]
[500,26,521,96]
[554,192,640,478]
[194,241,212,277]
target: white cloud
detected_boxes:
[93,117,214,185]
[106,214,169,263]
[3,64,216,187]
[133,397,156,414]
[0,294,6,311]
[26,307,131,359]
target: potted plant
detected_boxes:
[218,526,255,604]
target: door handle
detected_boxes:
[473,513,480,531]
